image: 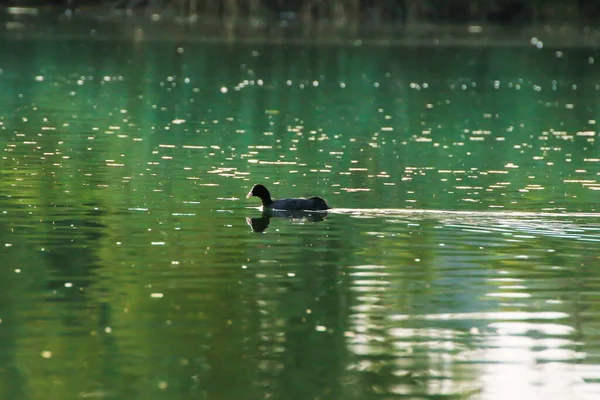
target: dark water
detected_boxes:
[1,38,600,400]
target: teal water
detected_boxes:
[1,39,600,400]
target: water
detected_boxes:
[1,37,600,400]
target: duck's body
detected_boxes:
[246,184,330,211]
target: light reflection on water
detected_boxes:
[335,211,600,399]
[1,40,600,400]
[3,195,600,399]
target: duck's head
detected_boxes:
[246,184,271,201]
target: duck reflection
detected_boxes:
[246,209,328,232]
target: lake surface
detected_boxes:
[1,37,600,400]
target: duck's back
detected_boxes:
[307,196,330,210]
[270,196,330,211]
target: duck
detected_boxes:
[246,184,330,211]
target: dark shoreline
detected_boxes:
[2,3,600,48]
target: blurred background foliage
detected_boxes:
[2,1,600,40]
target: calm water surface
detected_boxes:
[1,38,600,400]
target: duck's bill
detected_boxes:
[246,191,254,199]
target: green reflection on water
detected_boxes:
[3,41,599,212]
[1,39,600,400]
